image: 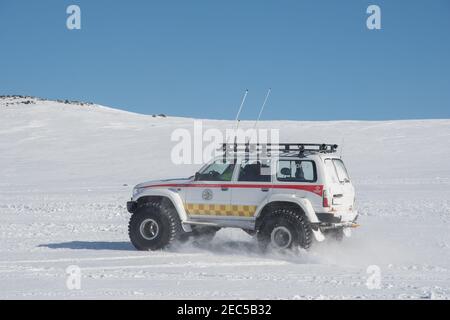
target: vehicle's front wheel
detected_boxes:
[128,201,182,251]
[257,208,312,251]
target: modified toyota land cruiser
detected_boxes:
[127,143,359,251]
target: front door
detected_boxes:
[184,160,236,217]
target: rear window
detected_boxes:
[325,159,339,183]
[333,159,350,182]
[277,160,317,183]
[325,159,350,183]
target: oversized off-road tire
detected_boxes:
[257,208,312,251]
[128,201,183,251]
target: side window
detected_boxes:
[238,160,271,182]
[325,159,339,183]
[197,161,235,181]
[277,160,316,183]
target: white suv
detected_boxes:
[127,143,359,251]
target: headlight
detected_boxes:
[132,187,141,197]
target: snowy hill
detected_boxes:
[1,97,449,299]
[2,96,448,188]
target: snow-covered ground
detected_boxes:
[1,97,449,299]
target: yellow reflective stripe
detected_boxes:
[185,204,257,217]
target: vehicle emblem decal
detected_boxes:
[202,189,213,201]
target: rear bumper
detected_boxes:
[317,213,341,223]
[127,201,137,214]
[320,221,360,230]
[315,211,359,230]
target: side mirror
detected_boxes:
[280,168,291,176]
[194,172,201,181]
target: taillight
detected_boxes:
[323,190,331,208]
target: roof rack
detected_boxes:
[220,143,338,159]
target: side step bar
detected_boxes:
[183,221,221,227]
[183,219,255,230]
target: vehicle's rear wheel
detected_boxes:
[128,201,182,251]
[257,208,312,251]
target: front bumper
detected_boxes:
[127,201,137,214]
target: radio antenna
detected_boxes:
[253,88,271,129]
[235,89,249,132]
[340,137,345,159]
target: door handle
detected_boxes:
[221,187,229,191]
[261,188,270,192]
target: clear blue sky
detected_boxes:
[1,0,449,120]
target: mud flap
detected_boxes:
[343,228,352,238]
[312,229,325,242]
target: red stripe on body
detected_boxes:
[143,183,324,196]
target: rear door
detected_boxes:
[230,159,272,218]
[324,158,355,212]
